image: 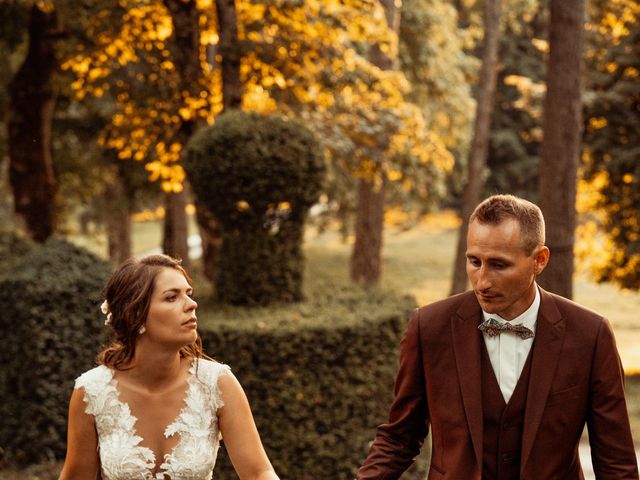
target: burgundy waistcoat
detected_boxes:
[481,340,534,480]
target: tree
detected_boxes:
[8,1,60,242]
[215,0,241,111]
[579,0,640,289]
[104,156,133,264]
[54,99,143,264]
[485,4,546,201]
[400,0,476,180]
[537,0,586,298]
[349,0,400,286]
[1,1,158,259]
[63,0,453,286]
[450,0,502,295]
[194,0,241,281]
[235,1,452,269]
[157,0,207,270]
[0,2,29,232]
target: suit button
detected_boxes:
[502,452,517,463]
[503,419,522,431]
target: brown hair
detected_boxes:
[97,254,209,370]
[470,194,545,254]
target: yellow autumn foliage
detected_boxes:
[63,0,453,192]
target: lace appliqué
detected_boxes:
[75,359,230,480]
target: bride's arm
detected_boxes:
[58,388,99,480]
[217,372,279,480]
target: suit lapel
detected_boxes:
[451,293,484,470]
[521,288,566,471]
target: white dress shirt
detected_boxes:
[481,285,540,403]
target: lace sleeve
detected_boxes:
[196,359,232,411]
[73,365,113,416]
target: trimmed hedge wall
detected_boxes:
[197,288,419,479]
[0,238,110,466]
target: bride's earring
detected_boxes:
[138,325,146,335]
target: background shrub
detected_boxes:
[0,230,34,271]
[0,238,110,466]
[185,110,325,305]
[197,286,422,479]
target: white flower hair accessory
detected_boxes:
[100,300,113,326]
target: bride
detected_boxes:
[59,254,279,480]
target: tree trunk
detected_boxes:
[350,177,387,285]
[159,0,202,269]
[216,0,242,110]
[194,198,222,281]
[537,0,585,299]
[450,0,502,295]
[349,0,399,286]
[163,0,201,83]
[163,189,190,268]
[105,172,132,265]
[452,0,472,29]
[8,3,59,243]
[187,0,243,282]
[163,0,229,280]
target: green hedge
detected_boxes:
[0,239,428,477]
[0,231,34,271]
[197,287,419,479]
[185,111,325,305]
[0,238,110,466]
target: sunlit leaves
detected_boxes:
[400,0,476,157]
[580,0,640,289]
[63,1,223,192]
[63,0,453,202]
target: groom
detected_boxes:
[357,194,638,479]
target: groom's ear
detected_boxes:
[533,246,550,275]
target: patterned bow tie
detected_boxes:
[478,317,534,339]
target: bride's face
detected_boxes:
[142,267,198,348]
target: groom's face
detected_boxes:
[466,219,544,321]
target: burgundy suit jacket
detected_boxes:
[357,288,638,479]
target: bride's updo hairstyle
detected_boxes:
[97,254,207,369]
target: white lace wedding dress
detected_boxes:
[75,358,230,480]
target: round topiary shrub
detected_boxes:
[185,110,325,305]
[0,238,111,466]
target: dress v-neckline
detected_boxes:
[106,359,197,478]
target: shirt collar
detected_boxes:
[481,284,540,333]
